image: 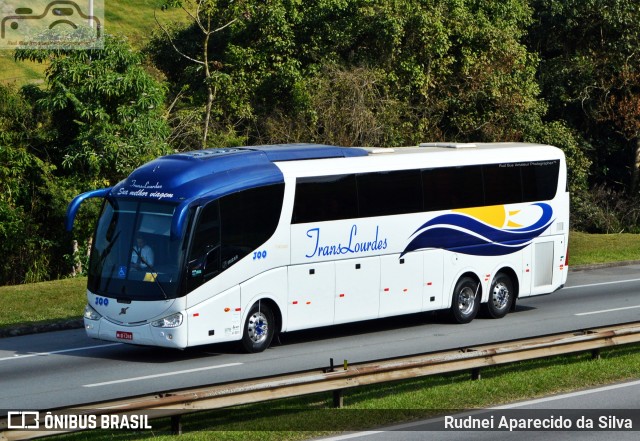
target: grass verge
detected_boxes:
[0,277,86,329]
[52,344,640,440]
[569,231,640,265]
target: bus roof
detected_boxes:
[66,142,562,236]
[275,142,563,178]
[111,142,560,206]
[111,144,367,204]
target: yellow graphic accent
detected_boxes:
[454,205,524,229]
[506,210,523,228]
[454,205,507,229]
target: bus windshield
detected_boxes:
[88,199,184,300]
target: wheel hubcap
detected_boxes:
[458,286,476,315]
[492,282,509,310]
[247,311,268,344]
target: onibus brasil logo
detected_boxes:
[1,1,103,49]
[6,410,152,431]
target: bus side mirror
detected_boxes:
[66,187,112,231]
[187,246,220,279]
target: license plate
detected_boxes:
[116,331,133,340]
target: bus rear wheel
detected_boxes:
[241,301,275,353]
[483,272,514,319]
[450,277,480,324]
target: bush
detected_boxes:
[572,184,640,234]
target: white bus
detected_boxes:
[66,142,569,352]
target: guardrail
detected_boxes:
[3,321,640,440]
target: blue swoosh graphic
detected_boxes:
[402,203,554,257]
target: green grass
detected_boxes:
[569,231,640,265]
[52,345,640,440]
[0,53,46,84]
[105,0,188,48]
[0,277,86,329]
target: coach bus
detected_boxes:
[66,142,569,352]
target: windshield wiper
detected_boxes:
[98,231,120,294]
[132,248,169,300]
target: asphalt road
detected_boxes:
[1,264,640,411]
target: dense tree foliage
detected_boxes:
[530,0,640,230]
[1,36,170,284]
[15,35,171,184]
[1,0,639,284]
[531,0,640,185]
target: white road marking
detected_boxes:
[82,362,243,387]
[575,305,640,316]
[316,380,640,440]
[563,278,640,290]
[0,343,122,362]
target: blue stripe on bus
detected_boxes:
[402,203,554,257]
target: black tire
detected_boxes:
[483,272,514,319]
[450,276,480,324]
[241,301,275,353]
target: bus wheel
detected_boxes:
[484,272,514,319]
[450,277,480,324]
[241,301,275,353]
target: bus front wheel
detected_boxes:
[483,272,514,319]
[241,301,275,353]
[450,277,480,324]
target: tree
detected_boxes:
[280,0,546,144]
[261,64,410,147]
[15,34,171,185]
[156,0,247,148]
[530,0,640,192]
[0,142,65,284]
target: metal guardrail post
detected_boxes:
[171,415,182,435]
[333,390,344,408]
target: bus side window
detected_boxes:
[293,175,357,223]
[357,170,422,217]
[521,160,560,201]
[187,201,221,289]
[219,184,284,266]
[422,166,483,211]
[483,163,523,205]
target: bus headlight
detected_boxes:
[84,304,102,321]
[151,312,183,328]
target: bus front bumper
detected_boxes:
[84,316,188,349]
